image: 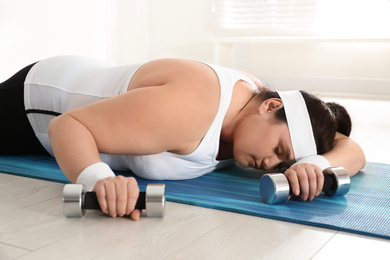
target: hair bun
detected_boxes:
[326,102,352,137]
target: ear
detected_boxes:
[258,98,283,114]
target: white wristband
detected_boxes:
[292,155,331,171]
[76,162,116,191]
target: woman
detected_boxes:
[0,56,366,220]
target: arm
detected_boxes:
[322,132,366,177]
[48,90,166,183]
[47,87,181,219]
[49,110,143,219]
[48,113,102,183]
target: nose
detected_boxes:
[262,155,283,170]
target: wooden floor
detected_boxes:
[1,96,390,260]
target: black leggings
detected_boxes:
[0,63,49,155]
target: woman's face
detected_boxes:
[233,99,295,170]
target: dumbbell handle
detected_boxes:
[260,167,350,204]
[322,173,337,192]
[63,183,165,218]
[83,191,146,210]
[281,172,337,197]
[264,172,336,198]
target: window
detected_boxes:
[211,0,390,38]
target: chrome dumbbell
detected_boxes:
[62,183,166,217]
[260,167,350,205]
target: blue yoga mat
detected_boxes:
[0,155,389,240]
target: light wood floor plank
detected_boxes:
[0,174,63,216]
[0,242,30,260]
[164,213,336,260]
[15,202,234,260]
[312,232,390,259]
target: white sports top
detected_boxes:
[24,56,259,180]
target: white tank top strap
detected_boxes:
[203,63,259,93]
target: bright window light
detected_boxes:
[316,0,390,37]
[211,0,390,38]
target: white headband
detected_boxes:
[277,91,317,160]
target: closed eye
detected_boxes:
[274,146,280,155]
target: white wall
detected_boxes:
[1,0,389,97]
[114,0,149,64]
[146,0,214,62]
[0,0,215,80]
[114,0,215,64]
[0,0,118,81]
[224,40,390,97]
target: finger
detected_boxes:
[115,176,128,217]
[94,181,108,214]
[285,169,300,196]
[297,170,309,201]
[307,168,317,201]
[105,178,117,218]
[130,209,142,221]
[315,168,324,196]
[126,177,140,215]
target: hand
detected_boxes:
[93,176,142,220]
[284,163,324,201]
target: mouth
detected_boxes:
[250,158,255,168]
[251,157,261,169]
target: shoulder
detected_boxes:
[129,59,219,90]
[129,58,220,114]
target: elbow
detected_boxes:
[360,146,367,170]
[48,114,68,141]
[349,142,366,176]
[353,137,366,170]
[47,116,59,140]
[330,135,367,176]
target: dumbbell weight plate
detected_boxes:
[145,184,166,217]
[259,173,290,205]
[62,184,86,218]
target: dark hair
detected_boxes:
[257,89,352,155]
